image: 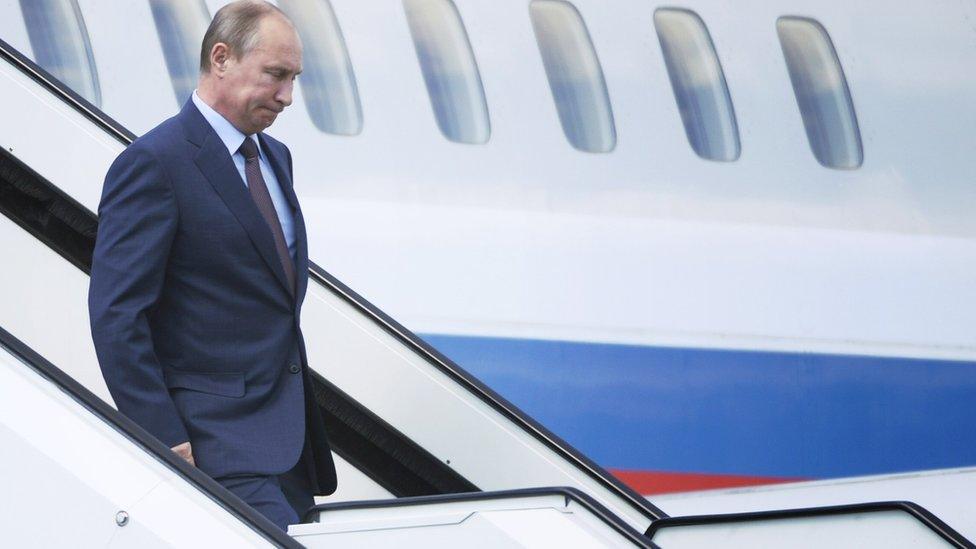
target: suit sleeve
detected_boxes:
[88,143,189,448]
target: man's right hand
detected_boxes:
[171,441,195,466]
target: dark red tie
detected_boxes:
[239,138,296,296]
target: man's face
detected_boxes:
[218,15,302,135]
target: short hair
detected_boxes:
[199,0,290,73]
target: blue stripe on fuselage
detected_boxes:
[420,334,976,479]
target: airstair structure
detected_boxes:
[1,37,974,548]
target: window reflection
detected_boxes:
[18,0,101,107]
[404,0,490,144]
[654,9,739,162]
[777,17,862,169]
[148,0,210,107]
[529,0,615,153]
[277,0,363,136]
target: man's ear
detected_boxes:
[210,43,230,76]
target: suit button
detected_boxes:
[289,363,300,374]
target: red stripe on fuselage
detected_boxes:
[610,468,805,495]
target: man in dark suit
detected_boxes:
[88,0,335,531]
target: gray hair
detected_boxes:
[199,0,290,73]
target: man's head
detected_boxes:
[197,0,302,135]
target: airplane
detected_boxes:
[3,0,976,545]
[1,0,974,509]
[2,31,974,548]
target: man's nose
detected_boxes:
[276,80,294,108]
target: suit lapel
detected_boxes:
[181,102,293,299]
[260,134,308,305]
[294,205,308,304]
[260,134,298,211]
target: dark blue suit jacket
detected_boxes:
[88,100,336,493]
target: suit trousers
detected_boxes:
[216,433,317,531]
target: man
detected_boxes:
[88,0,335,531]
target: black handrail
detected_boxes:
[0,34,664,521]
[0,324,303,548]
[307,486,660,548]
[645,501,974,548]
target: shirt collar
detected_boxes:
[191,90,261,159]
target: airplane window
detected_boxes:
[278,0,363,136]
[777,17,862,169]
[18,0,102,107]
[148,0,210,107]
[403,0,490,144]
[529,0,616,153]
[654,9,740,162]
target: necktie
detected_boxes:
[238,137,296,296]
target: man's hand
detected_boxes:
[171,441,195,466]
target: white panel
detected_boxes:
[304,199,976,361]
[0,346,274,547]
[0,420,117,547]
[0,214,111,402]
[652,511,950,548]
[293,494,635,547]
[653,467,976,543]
[296,509,617,547]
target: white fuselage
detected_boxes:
[1,0,973,488]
